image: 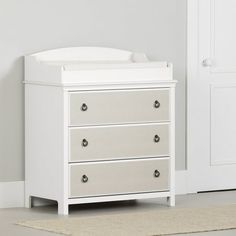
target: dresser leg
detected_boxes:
[58,202,68,215]
[25,195,32,208]
[167,196,175,207]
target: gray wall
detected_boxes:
[0,0,186,182]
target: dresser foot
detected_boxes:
[167,196,175,207]
[25,195,32,208]
[58,202,69,215]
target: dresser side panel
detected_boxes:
[25,85,65,201]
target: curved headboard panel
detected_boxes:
[32,47,134,62]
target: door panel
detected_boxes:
[188,0,236,192]
[210,0,236,72]
[211,85,236,165]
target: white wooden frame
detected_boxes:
[187,0,201,193]
[25,47,176,214]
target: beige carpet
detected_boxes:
[17,205,236,236]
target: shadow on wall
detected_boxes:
[0,57,25,181]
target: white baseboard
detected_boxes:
[0,170,188,208]
[0,181,24,208]
[175,170,188,195]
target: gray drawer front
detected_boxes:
[69,124,169,162]
[69,158,169,198]
[69,89,169,126]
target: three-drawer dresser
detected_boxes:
[24,47,177,215]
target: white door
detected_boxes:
[188,0,236,192]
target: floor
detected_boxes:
[1,191,236,236]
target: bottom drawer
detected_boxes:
[69,158,169,198]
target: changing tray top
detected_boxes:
[24,47,175,87]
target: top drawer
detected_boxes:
[69,89,169,126]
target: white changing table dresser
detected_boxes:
[24,47,177,215]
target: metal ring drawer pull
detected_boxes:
[154,134,160,143]
[81,103,88,111]
[82,139,88,147]
[81,175,88,183]
[154,170,160,178]
[154,100,160,108]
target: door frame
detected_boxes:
[186,0,201,193]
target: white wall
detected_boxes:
[0,0,186,182]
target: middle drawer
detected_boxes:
[69,124,169,162]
